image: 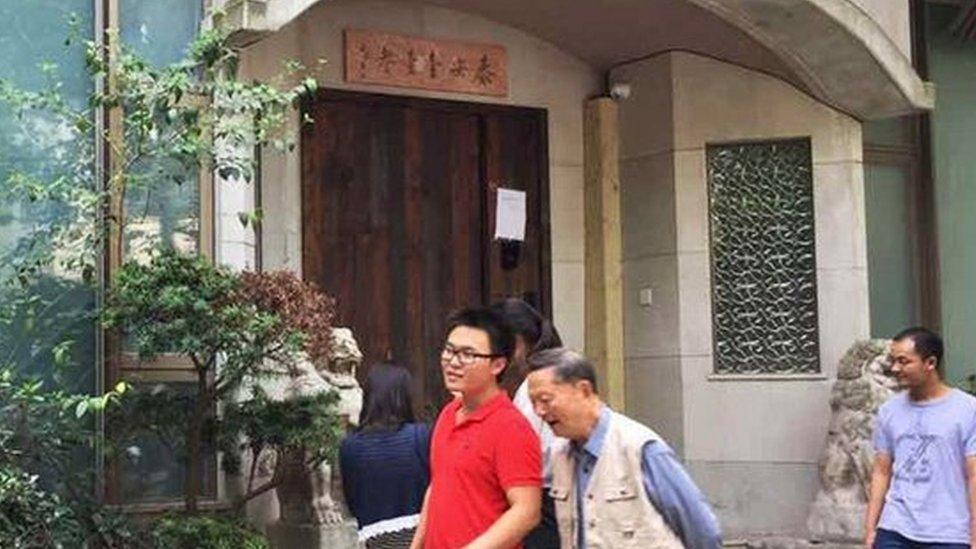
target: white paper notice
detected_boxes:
[494,188,527,241]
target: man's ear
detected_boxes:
[576,379,595,397]
[490,357,508,378]
[925,355,939,374]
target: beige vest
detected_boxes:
[549,411,684,549]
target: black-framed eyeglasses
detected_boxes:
[440,343,502,367]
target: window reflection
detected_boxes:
[0,0,95,392]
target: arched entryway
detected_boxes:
[225,0,933,119]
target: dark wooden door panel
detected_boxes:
[402,108,483,411]
[303,99,404,387]
[483,112,549,312]
[302,90,549,412]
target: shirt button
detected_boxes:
[588,520,596,528]
[586,493,594,500]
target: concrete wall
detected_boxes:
[850,0,912,61]
[611,52,869,536]
[613,54,686,455]
[237,0,602,352]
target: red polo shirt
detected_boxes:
[425,392,541,549]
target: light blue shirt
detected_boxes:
[873,388,976,544]
[573,406,722,549]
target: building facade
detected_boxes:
[227,0,934,537]
[3,0,975,540]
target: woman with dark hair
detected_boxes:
[340,362,430,548]
[491,298,563,366]
[489,298,563,549]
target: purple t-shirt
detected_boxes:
[873,388,976,544]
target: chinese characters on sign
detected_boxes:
[344,29,508,97]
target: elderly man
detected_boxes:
[526,347,721,548]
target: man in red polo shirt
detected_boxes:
[411,307,542,549]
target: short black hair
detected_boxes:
[526,347,598,393]
[893,326,944,371]
[445,307,515,362]
[489,298,563,355]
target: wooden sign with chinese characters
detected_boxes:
[344,29,508,97]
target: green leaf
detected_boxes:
[52,340,74,368]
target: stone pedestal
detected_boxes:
[267,519,359,549]
[740,536,861,549]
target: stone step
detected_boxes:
[725,537,860,549]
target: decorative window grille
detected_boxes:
[707,138,820,375]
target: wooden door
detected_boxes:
[302,90,549,413]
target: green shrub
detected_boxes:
[0,369,134,547]
[0,464,83,548]
[105,252,342,512]
[151,515,268,549]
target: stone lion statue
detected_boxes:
[806,339,899,541]
[318,327,364,428]
[271,327,364,527]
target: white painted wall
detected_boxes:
[612,51,869,536]
[612,54,686,454]
[213,157,258,271]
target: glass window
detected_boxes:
[123,161,201,262]
[707,139,820,375]
[0,0,212,506]
[0,0,95,393]
[115,381,216,502]
[114,0,209,504]
[120,0,204,262]
[121,0,203,67]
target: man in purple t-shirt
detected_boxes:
[865,327,976,548]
